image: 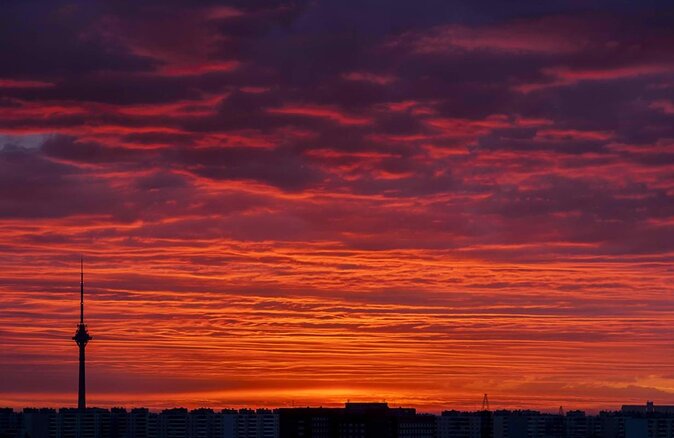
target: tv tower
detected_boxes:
[72,257,92,411]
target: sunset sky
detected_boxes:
[1,0,673,413]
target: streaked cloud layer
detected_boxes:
[0,0,673,412]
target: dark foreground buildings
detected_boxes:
[277,402,435,438]
[1,402,673,438]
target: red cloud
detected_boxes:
[0,79,54,88]
[390,17,596,54]
[342,72,397,85]
[268,105,373,126]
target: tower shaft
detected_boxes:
[78,343,86,410]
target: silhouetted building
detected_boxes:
[278,402,434,438]
[618,402,674,438]
[397,413,435,438]
[128,408,159,438]
[187,409,215,438]
[563,411,602,438]
[5,401,674,438]
[623,417,674,438]
[159,409,188,438]
[622,402,674,416]
[19,408,57,438]
[278,407,340,438]
[0,409,19,438]
[438,411,491,438]
[219,410,237,438]
[57,408,110,438]
[109,408,127,438]
[493,410,564,438]
[235,409,278,438]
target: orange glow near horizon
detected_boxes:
[1,242,673,412]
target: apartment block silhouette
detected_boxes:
[2,402,674,438]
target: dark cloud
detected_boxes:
[41,135,152,164]
[174,146,323,191]
[0,144,123,219]
[0,1,156,79]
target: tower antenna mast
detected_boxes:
[80,256,84,324]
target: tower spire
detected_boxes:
[80,256,84,324]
